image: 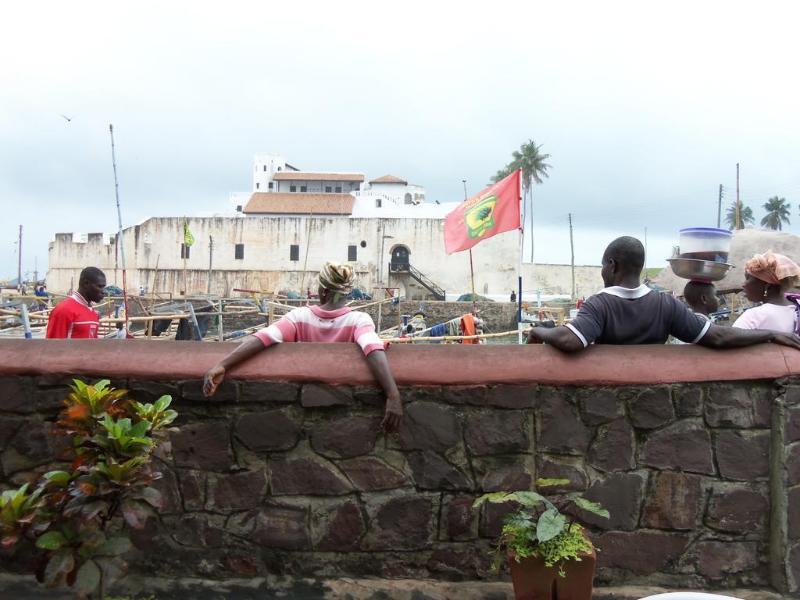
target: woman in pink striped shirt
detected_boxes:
[203,262,402,432]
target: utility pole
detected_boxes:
[735,163,740,229]
[207,235,214,295]
[717,184,723,229]
[17,225,22,292]
[568,213,575,301]
[34,256,38,286]
[463,180,477,311]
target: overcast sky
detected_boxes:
[2,0,800,280]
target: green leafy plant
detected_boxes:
[473,478,609,576]
[0,379,177,598]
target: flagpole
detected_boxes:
[109,124,130,337]
[463,180,477,312]
[517,168,523,326]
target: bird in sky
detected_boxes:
[59,114,72,123]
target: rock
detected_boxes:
[337,456,411,491]
[715,430,770,480]
[180,379,237,403]
[314,500,366,551]
[580,472,645,530]
[300,384,353,407]
[172,514,224,548]
[1,421,55,474]
[440,385,488,405]
[127,380,180,405]
[398,401,461,452]
[588,418,635,472]
[251,506,310,550]
[479,501,516,539]
[706,486,768,533]
[464,410,529,455]
[641,420,714,475]
[270,457,352,495]
[597,531,689,574]
[705,386,761,428]
[408,451,473,491]
[485,385,536,409]
[239,381,300,403]
[674,386,704,418]
[171,421,233,471]
[0,417,22,450]
[151,467,182,514]
[536,455,588,491]
[788,443,800,486]
[787,406,800,443]
[207,469,267,511]
[537,390,592,455]
[695,541,758,579]
[310,416,381,459]
[178,470,206,511]
[790,487,800,540]
[476,456,533,492]
[234,408,301,452]
[365,495,435,550]
[641,471,703,530]
[579,389,623,425]
[628,388,675,429]
[0,377,33,413]
[443,495,478,541]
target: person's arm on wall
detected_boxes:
[202,336,264,397]
[365,350,403,433]
[698,325,800,350]
[525,325,585,353]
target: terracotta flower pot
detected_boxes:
[508,546,596,600]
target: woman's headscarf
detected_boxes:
[318,262,354,299]
[745,251,800,285]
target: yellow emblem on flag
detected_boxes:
[465,195,497,239]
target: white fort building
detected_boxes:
[47,154,601,299]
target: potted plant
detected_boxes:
[0,379,177,599]
[474,478,609,600]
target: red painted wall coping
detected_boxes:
[0,339,797,386]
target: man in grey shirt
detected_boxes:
[526,236,800,351]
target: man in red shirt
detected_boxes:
[46,267,106,339]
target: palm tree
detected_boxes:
[760,196,791,230]
[724,200,755,230]
[492,140,552,262]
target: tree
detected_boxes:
[492,140,552,262]
[725,200,754,230]
[760,196,791,230]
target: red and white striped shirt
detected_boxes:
[45,292,100,339]
[253,305,385,355]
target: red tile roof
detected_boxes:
[369,174,407,185]
[242,193,355,215]
[272,172,365,182]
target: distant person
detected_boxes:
[510,290,517,303]
[683,281,719,318]
[203,262,403,432]
[733,251,800,334]
[46,267,106,339]
[525,237,800,351]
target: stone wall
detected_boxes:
[1,341,800,593]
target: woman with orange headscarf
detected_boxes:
[733,251,800,333]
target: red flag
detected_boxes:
[444,169,521,254]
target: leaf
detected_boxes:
[535,478,571,488]
[135,487,164,509]
[536,508,566,543]
[80,500,109,521]
[44,548,75,587]
[572,496,610,519]
[43,471,71,487]
[121,499,150,529]
[36,530,67,550]
[472,492,510,508]
[94,379,111,392]
[1,534,20,548]
[74,559,100,595]
[155,395,172,411]
[509,491,546,508]
[98,535,133,557]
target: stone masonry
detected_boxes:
[1,373,796,593]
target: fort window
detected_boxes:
[325,186,332,193]
[235,244,244,260]
[268,182,273,190]
[348,245,357,262]
[404,193,413,204]
[290,185,297,192]
[290,244,300,261]
[300,186,307,192]
[335,186,342,193]
[180,243,191,259]
[256,182,260,189]
[375,199,382,208]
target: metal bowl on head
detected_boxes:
[667,258,733,281]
